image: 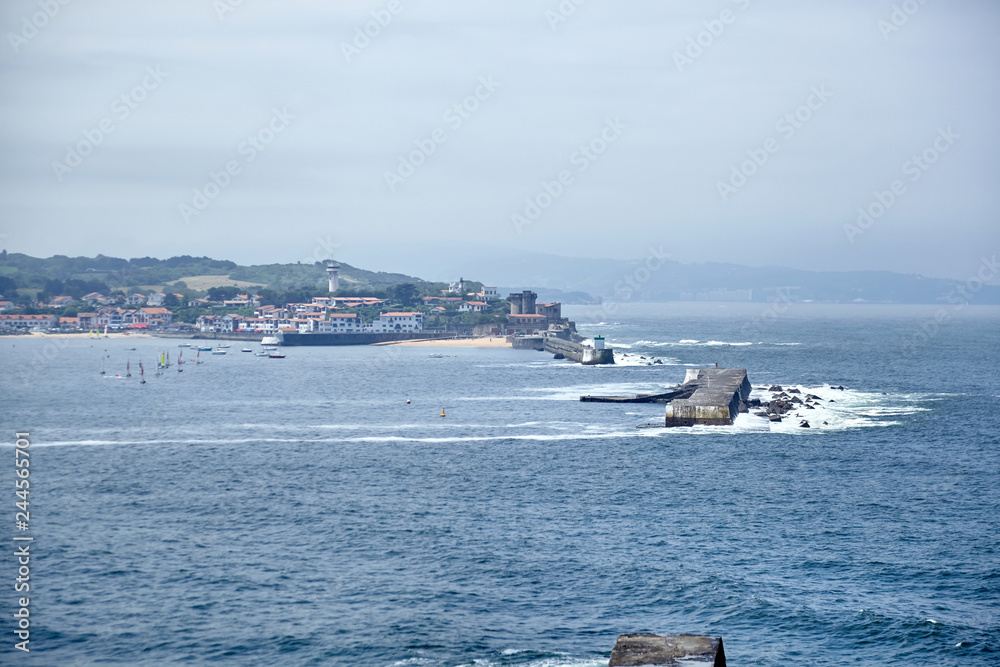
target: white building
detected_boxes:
[370,312,424,333]
[459,301,487,312]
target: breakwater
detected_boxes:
[542,335,614,365]
[664,368,751,426]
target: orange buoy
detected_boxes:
[440,408,446,418]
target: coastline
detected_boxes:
[2,332,152,340]
[374,337,511,348]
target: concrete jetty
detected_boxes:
[580,368,752,427]
[663,368,751,426]
[608,633,726,666]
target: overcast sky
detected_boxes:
[1,0,998,282]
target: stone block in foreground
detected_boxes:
[608,633,725,666]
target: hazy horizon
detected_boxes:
[2,0,998,282]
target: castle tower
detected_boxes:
[326,262,340,293]
[522,290,537,315]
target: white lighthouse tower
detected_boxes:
[326,261,340,293]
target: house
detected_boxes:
[332,297,385,309]
[310,296,333,307]
[371,312,424,333]
[47,296,75,308]
[0,314,58,329]
[459,301,488,313]
[480,286,499,300]
[188,297,216,308]
[146,292,166,306]
[125,293,146,306]
[289,303,324,315]
[81,292,106,305]
[0,301,13,313]
[97,309,124,328]
[326,313,363,332]
[141,307,173,326]
[196,315,219,332]
[77,312,98,329]
[59,317,79,329]
[218,314,244,333]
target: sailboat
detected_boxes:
[195,350,203,365]
[100,352,106,375]
[139,362,146,384]
[126,360,131,377]
[177,350,183,372]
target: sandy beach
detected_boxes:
[375,337,511,348]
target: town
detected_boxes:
[0,275,568,339]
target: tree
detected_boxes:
[390,283,418,307]
[207,286,241,301]
[164,293,180,308]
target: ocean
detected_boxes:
[2,302,998,665]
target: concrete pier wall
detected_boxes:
[664,368,751,427]
[542,335,614,365]
[608,633,725,666]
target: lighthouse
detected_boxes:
[326,261,340,293]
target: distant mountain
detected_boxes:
[383,246,1000,305]
[1,250,996,305]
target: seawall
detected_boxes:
[542,336,614,365]
[663,368,751,426]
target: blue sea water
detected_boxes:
[2,302,998,666]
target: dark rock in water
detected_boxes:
[608,633,726,666]
[800,420,810,428]
[791,396,803,404]
[807,394,822,401]
[805,404,815,409]
[747,398,761,408]
[788,388,800,394]
[823,421,829,425]
[769,414,782,422]
[553,353,565,360]
[838,386,845,390]
[653,359,662,364]
[829,399,836,403]
[754,411,768,417]
[640,356,646,359]
[768,385,783,392]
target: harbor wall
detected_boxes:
[542,336,614,365]
[664,369,751,427]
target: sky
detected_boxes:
[1,0,998,283]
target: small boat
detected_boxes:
[178,343,191,348]
[218,344,231,348]
[241,348,252,353]
[212,349,227,355]
[198,346,212,352]
[268,353,285,359]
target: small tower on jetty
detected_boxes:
[326,261,340,293]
